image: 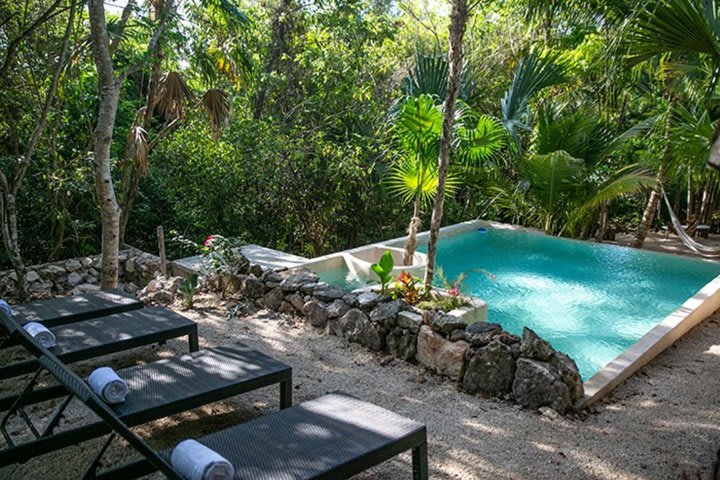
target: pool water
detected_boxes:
[317,267,376,291]
[418,228,720,379]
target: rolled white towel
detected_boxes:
[87,367,129,404]
[171,439,235,480]
[22,321,57,348]
[0,299,12,317]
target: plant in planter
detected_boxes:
[392,271,428,305]
[370,250,394,295]
[418,267,472,312]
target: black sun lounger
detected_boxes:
[0,301,428,480]
[10,289,143,329]
[0,343,292,467]
[0,306,198,380]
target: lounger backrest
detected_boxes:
[0,307,181,479]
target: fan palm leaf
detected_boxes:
[388,157,459,207]
[156,71,194,119]
[200,89,231,139]
[500,50,571,147]
[456,115,506,167]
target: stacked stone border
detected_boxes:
[0,247,161,300]
[157,266,584,414]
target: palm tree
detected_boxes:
[625,0,720,247]
[388,94,505,266]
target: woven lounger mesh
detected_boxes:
[10,289,143,328]
[0,306,199,379]
[0,307,428,480]
[0,307,182,479]
[0,343,292,466]
[99,391,428,480]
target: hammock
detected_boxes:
[661,189,720,257]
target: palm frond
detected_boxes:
[126,126,149,174]
[500,50,571,148]
[522,150,585,217]
[388,157,460,207]
[156,72,194,120]
[200,89,231,139]
[457,115,506,167]
[626,0,720,63]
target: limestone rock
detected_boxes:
[369,300,401,327]
[357,291,383,310]
[520,327,554,361]
[416,326,468,381]
[25,270,40,283]
[327,299,350,319]
[304,300,330,328]
[280,271,319,292]
[67,272,82,287]
[397,311,422,333]
[150,290,174,304]
[74,283,101,294]
[258,287,284,310]
[330,309,384,351]
[550,351,584,401]
[512,358,573,413]
[313,284,346,302]
[249,264,264,278]
[286,293,306,312]
[125,258,136,273]
[300,282,318,294]
[278,301,297,315]
[463,340,516,396]
[464,322,501,346]
[65,259,82,272]
[386,327,417,361]
[81,257,93,268]
[342,294,359,307]
[242,275,266,299]
[431,314,467,335]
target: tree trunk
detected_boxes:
[424,0,469,288]
[629,164,666,248]
[403,198,422,266]
[253,0,300,120]
[88,0,174,288]
[89,0,123,289]
[596,201,609,242]
[0,0,76,299]
[630,100,674,249]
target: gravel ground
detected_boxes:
[2,293,720,480]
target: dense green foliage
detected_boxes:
[1,0,718,269]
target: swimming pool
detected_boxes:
[418,227,720,380]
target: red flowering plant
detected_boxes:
[391,271,428,305]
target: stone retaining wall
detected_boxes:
[154,266,584,414]
[0,248,161,299]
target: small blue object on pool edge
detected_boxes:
[477,227,488,233]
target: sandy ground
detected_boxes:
[2,293,720,480]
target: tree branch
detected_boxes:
[0,0,66,81]
[11,0,77,194]
[109,0,137,57]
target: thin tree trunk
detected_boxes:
[424,0,468,288]
[630,101,674,249]
[0,0,76,298]
[119,1,165,245]
[88,0,174,289]
[597,201,610,242]
[629,164,666,249]
[89,0,123,289]
[403,197,422,266]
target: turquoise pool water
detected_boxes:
[418,228,720,380]
[317,267,375,291]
